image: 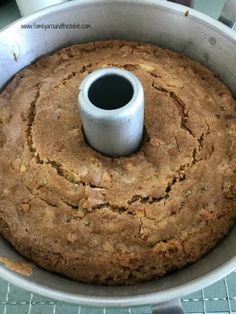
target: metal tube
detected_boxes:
[78,67,144,157]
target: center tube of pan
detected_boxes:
[78,67,144,157]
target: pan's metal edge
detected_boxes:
[0,255,235,306]
[1,0,236,41]
[0,0,235,307]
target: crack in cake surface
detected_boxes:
[25,63,212,212]
[0,40,235,285]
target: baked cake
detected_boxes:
[0,40,235,284]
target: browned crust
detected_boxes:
[0,40,235,285]
[0,256,33,276]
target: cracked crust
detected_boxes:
[0,40,235,285]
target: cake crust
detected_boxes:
[0,40,235,284]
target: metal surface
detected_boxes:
[219,0,236,28]
[15,0,68,17]
[0,274,236,313]
[1,0,236,96]
[152,299,184,314]
[78,67,144,157]
[0,0,236,310]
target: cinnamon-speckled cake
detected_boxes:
[0,40,235,284]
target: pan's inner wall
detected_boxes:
[0,0,235,305]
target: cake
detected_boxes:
[0,40,235,285]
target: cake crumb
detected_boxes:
[0,257,33,276]
[0,39,235,285]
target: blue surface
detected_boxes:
[0,274,235,313]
